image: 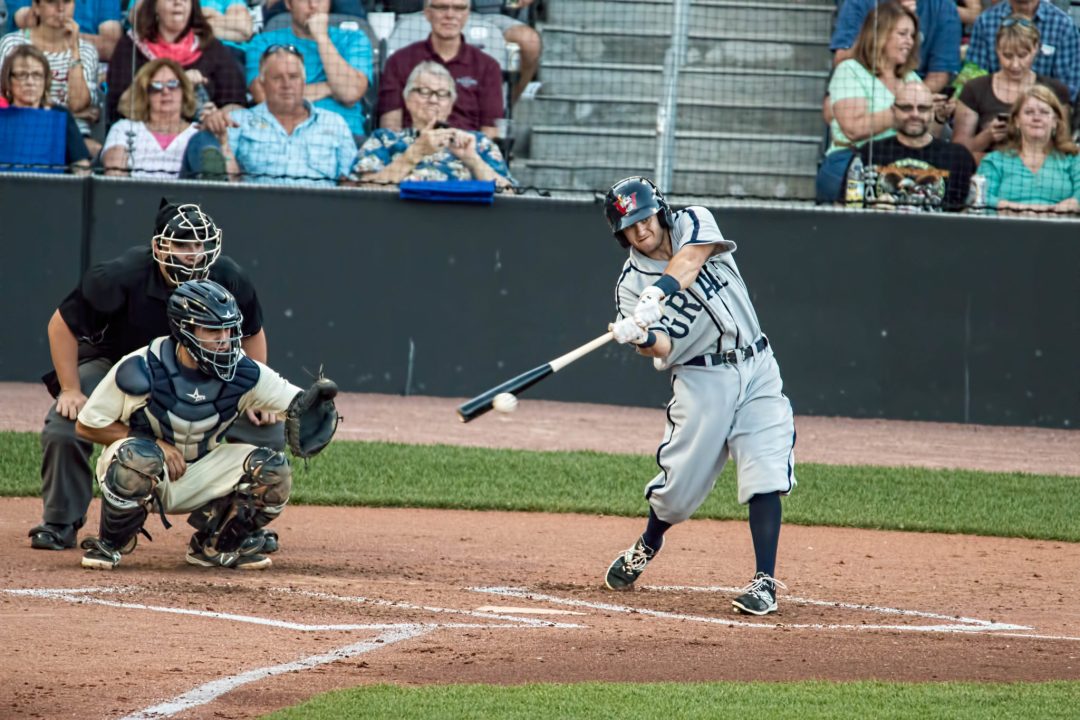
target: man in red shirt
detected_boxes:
[378,0,503,139]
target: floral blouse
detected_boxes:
[350,127,515,185]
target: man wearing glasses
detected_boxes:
[187,44,356,185]
[244,0,373,137]
[850,81,976,211]
[378,0,504,139]
[967,0,1080,102]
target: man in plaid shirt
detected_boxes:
[967,0,1080,102]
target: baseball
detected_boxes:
[492,393,518,414]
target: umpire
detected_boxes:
[28,198,284,552]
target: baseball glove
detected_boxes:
[285,376,340,459]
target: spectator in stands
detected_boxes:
[967,0,1080,102]
[955,0,983,27]
[9,0,121,60]
[379,0,504,139]
[261,0,366,25]
[107,0,246,129]
[954,16,1071,162]
[976,84,1080,213]
[186,44,356,185]
[244,0,372,138]
[817,1,923,202]
[199,0,252,52]
[854,81,976,210]
[0,43,90,171]
[101,58,198,178]
[350,61,512,186]
[830,0,961,93]
[0,0,101,154]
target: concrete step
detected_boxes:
[545,0,835,38]
[514,95,823,135]
[540,26,830,71]
[527,126,821,169]
[539,63,829,106]
[512,160,816,200]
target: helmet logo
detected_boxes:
[613,192,637,216]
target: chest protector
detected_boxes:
[121,338,260,462]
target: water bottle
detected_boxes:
[845,155,865,208]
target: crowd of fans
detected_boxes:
[3,0,1080,215]
[822,0,1080,214]
[0,0,530,187]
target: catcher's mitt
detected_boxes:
[285,376,340,459]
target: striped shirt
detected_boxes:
[0,30,100,134]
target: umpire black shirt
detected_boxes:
[56,246,264,366]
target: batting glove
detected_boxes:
[633,287,666,326]
[611,317,649,345]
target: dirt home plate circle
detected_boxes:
[492,393,518,413]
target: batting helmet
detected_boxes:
[152,198,222,287]
[167,280,244,381]
[603,176,674,248]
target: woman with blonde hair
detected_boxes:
[817,0,922,202]
[101,58,200,178]
[954,16,1071,164]
[976,85,1080,215]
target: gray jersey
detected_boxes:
[615,206,762,370]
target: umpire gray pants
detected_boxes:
[39,358,286,526]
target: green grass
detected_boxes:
[264,681,1080,719]
[2,431,1078,541]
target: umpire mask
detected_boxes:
[152,199,222,287]
[167,280,244,381]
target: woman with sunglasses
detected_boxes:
[0,43,91,173]
[975,84,1080,215]
[106,0,244,129]
[101,58,199,177]
[954,15,1071,163]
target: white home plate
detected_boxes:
[475,605,587,616]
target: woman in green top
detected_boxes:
[817,1,922,202]
[977,84,1080,216]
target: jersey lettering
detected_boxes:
[661,292,703,339]
[695,267,728,300]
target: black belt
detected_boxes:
[685,337,768,367]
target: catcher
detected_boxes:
[75,279,339,571]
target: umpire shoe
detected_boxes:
[80,537,122,570]
[29,521,81,551]
[732,572,787,616]
[186,536,271,570]
[605,536,661,590]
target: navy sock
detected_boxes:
[641,508,671,553]
[748,491,782,578]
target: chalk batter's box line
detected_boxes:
[0,586,584,632]
[469,586,1080,641]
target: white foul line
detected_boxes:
[469,586,1037,635]
[117,627,429,720]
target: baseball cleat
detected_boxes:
[186,537,271,570]
[732,572,786,615]
[80,537,122,570]
[604,536,661,590]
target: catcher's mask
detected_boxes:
[152,198,222,287]
[603,176,674,248]
[167,280,243,381]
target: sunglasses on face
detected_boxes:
[262,44,304,61]
[149,79,181,93]
[11,70,46,82]
[894,103,933,113]
[411,86,453,100]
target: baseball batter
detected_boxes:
[601,176,796,615]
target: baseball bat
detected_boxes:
[457,331,615,423]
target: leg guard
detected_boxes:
[186,448,291,560]
[95,438,164,551]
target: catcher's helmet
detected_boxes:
[167,280,243,381]
[152,198,222,287]
[603,176,674,248]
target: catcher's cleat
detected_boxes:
[242,528,279,555]
[604,536,661,590]
[80,537,122,570]
[186,536,271,570]
[29,521,80,551]
[732,572,787,616]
